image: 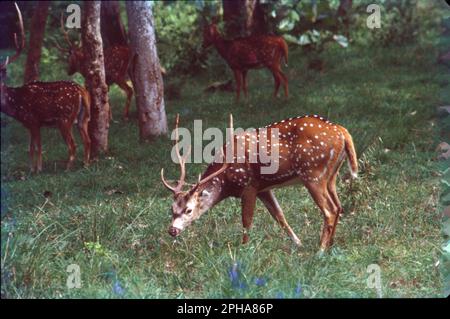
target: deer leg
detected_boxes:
[78,118,91,167]
[278,70,289,99]
[258,190,301,246]
[242,70,249,99]
[35,129,43,173]
[327,162,344,246]
[60,125,76,170]
[28,129,36,173]
[117,81,133,120]
[233,70,242,103]
[241,187,257,244]
[270,68,281,98]
[304,181,339,253]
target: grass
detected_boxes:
[1,33,447,298]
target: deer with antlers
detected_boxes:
[55,14,133,120]
[1,3,91,173]
[203,20,289,102]
[161,114,358,253]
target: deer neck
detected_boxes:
[212,35,231,61]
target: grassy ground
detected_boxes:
[1,35,447,298]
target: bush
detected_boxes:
[153,1,217,75]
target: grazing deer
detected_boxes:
[161,114,358,253]
[203,21,289,102]
[1,3,91,173]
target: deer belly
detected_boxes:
[260,176,302,192]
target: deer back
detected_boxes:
[3,81,88,128]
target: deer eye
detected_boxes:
[185,208,193,215]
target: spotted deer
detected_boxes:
[55,14,133,120]
[161,114,358,253]
[1,3,91,173]
[203,21,289,102]
[56,14,166,120]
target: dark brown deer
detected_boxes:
[203,21,289,102]
[161,114,358,254]
[1,3,91,173]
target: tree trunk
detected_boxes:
[23,1,49,83]
[337,0,352,38]
[222,0,242,37]
[223,0,262,37]
[82,1,110,157]
[101,0,127,48]
[126,1,167,140]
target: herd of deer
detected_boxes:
[1,4,358,253]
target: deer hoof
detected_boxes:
[315,248,327,258]
[293,238,302,247]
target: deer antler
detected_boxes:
[1,3,24,69]
[161,114,191,194]
[56,11,80,52]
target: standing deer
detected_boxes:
[55,15,133,120]
[1,3,91,173]
[56,14,166,120]
[161,114,358,253]
[203,21,289,102]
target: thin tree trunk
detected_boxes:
[24,1,49,83]
[101,0,127,48]
[223,0,242,37]
[82,1,110,157]
[126,1,167,140]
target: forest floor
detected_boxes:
[1,39,448,298]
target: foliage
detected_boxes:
[351,0,445,48]
[262,0,348,51]
[153,1,218,75]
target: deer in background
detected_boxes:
[56,14,166,120]
[203,20,289,102]
[161,114,358,253]
[55,14,132,120]
[1,3,91,173]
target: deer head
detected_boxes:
[202,17,221,49]
[55,12,83,76]
[161,114,232,237]
[1,2,24,112]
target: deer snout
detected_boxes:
[168,226,181,237]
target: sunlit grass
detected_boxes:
[1,39,446,298]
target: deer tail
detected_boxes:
[342,128,358,179]
[79,86,91,124]
[279,39,288,67]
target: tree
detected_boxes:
[100,1,127,48]
[337,0,352,38]
[82,1,111,157]
[126,1,167,140]
[23,1,49,83]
